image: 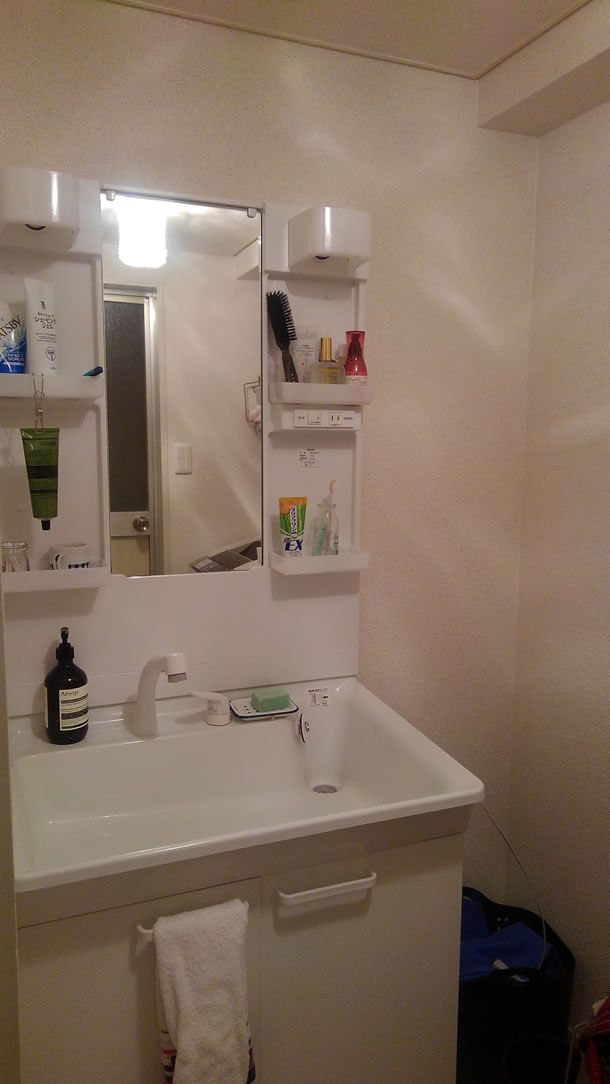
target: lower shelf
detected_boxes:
[270,550,369,575]
[1,565,110,593]
[269,382,372,406]
[0,373,105,401]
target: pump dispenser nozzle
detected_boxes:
[56,626,75,662]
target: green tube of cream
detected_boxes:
[20,428,60,530]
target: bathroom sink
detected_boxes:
[10,678,483,890]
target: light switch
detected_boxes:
[174,443,192,474]
[340,411,357,428]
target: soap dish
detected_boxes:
[230,697,299,720]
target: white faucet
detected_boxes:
[133,652,187,737]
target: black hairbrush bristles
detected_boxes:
[266,291,299,382]
[278,293,296,342]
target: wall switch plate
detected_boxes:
[174,442,192,474]
[291,409,361,430]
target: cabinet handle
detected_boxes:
[277,871,376,910]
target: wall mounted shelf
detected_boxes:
[270,550,369,576]
[0,374,105,401]
[1,565,110,594]
[269,383,372,406]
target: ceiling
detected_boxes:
[111,0,592,78]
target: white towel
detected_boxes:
[155,898,250,1084]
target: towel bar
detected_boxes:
[136,923,155,944]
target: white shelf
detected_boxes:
[0,373,105,401]
[270,550,369,576]
[269,382,372,406]
[1,565,110,594]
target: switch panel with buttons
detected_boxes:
[292,409,360,430]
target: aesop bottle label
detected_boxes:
[58,685,89,731]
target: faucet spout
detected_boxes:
[133,653,187,737]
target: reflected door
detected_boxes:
[103,294,161,575]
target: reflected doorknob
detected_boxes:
[133,515,150,533]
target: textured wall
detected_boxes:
[0,0,539,892]
[510,102,610,1020]
[0,592,20,1080]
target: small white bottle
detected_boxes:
[312,480,339,556]
[292,328,317,383]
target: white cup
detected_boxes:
[49,543,90,570]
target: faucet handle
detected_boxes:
[192,689,231,726]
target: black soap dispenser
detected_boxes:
[44,627,89,745]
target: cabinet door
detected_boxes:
[259,836,463,1084]
[18,877,261,1084]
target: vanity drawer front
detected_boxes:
[18,877,261,1084]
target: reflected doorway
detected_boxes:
[104,292,162,575]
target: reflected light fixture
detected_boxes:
[115,195,167,269]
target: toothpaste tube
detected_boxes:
[279,496,307,555]
[0,302,26,373]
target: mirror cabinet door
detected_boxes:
[100,192,262,576]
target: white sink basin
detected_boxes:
[10,678,483,890]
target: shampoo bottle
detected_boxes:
[44,627,89,744]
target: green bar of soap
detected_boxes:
[251,686,290,712]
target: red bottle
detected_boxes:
[344,330,368,386]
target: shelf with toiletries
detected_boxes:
[266,306,371,406]
[0,169,111,591]
[269,435,365,574]
[2,564,110,594]
[269,549,369,576]
[0,373,105,401]
[266,278,370,402]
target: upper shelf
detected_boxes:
[269,382,372,406]
[0,373,105,401]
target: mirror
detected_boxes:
[100,191,262,576]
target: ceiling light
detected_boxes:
[115,195,167,269]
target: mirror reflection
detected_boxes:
[100,191,261,576]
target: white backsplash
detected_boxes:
[3,565,360,717]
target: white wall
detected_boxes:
[103,243,261,571]
[510,102,610,1021]
[0,591,20,1080]
[0,0,539,901]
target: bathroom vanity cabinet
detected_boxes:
[17,824,464,1084]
